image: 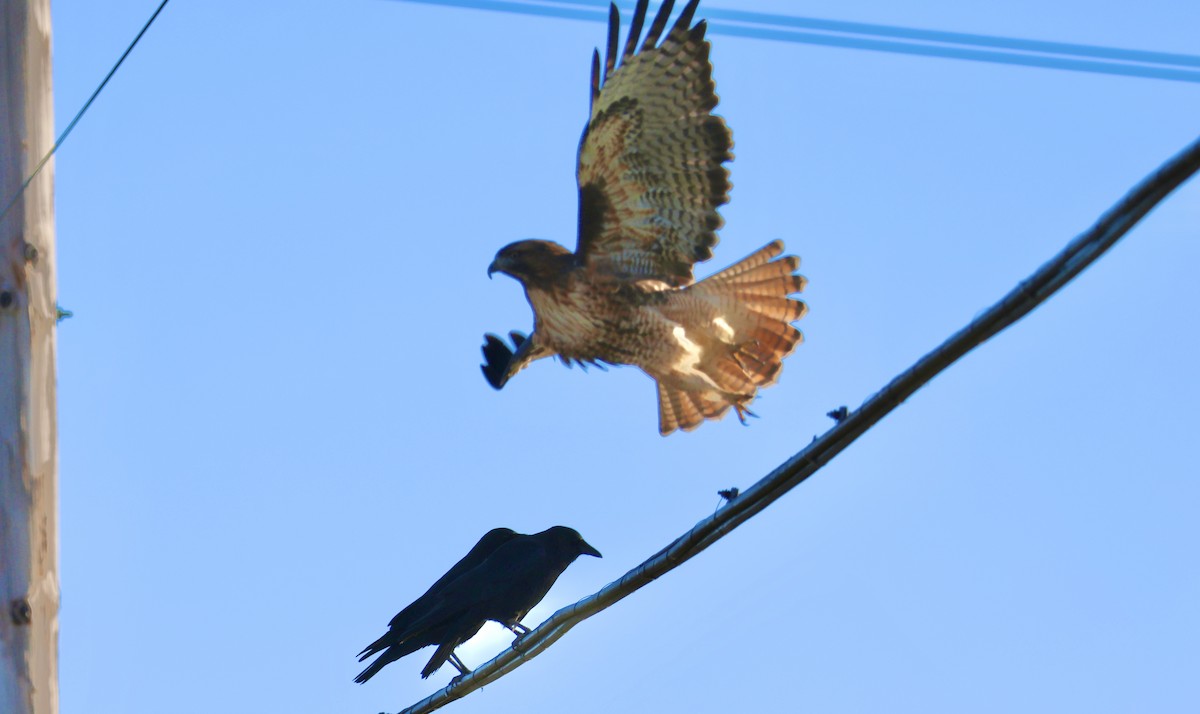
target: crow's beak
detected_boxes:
[580,540,602,558]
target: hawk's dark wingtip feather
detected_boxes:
[674,0,701,32]
[589,49,600,108]
[641,0,675,50]
[622,0,649,61]
[604,3,619,79]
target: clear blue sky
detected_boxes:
[50,1,1198,712]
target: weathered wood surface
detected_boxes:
[0,0,60,712]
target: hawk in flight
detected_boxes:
[483,0,807,435]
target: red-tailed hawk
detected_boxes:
[483,0,807,436]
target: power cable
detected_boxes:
[0,0,172,227]
[394,0,1200,84]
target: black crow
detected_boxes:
[355,526,601,682]
[354,527,517,683]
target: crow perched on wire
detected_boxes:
[355,526,602,682]
[354,527,517,683]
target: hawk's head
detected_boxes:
[488,240,576,286]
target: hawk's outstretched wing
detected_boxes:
[575,0,732,287]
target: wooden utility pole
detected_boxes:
[0,0,60,712]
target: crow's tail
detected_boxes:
[353,637,428,684]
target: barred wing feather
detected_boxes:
[576,0,733,287]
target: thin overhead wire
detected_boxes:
[0,0,172,227]
[389,133,1200,714]
[393,0,1200,84]
[559,0,1200,69]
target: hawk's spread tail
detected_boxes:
[657,240,807,435]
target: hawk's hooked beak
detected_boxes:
[579,540,602,559]
[488,253,514,280]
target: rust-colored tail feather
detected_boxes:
[656,240,806,435]
[740,295,807,323]
[704,240,788,278]
[657,381,700,435]
[658,381,731,435]
[704,240,807,388]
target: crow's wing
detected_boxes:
[357,528,517,662]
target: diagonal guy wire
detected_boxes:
[0,0,171,227]
[390,133,1200,714]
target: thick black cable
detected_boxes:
[390,132,1200,714]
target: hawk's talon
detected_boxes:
[481,333,519,389]
[733,404,757,425]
